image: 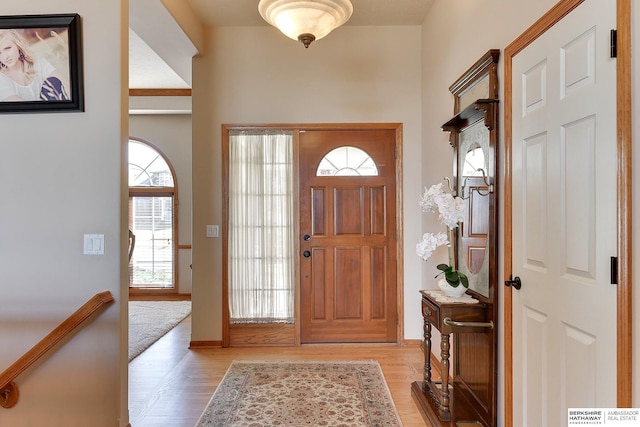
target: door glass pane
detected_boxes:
[316,146,378,176]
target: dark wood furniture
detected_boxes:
[411,291,493,426]
[412,50,500,427]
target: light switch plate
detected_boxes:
[206,225,219,238]
[84,234,104,255]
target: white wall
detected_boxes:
[191,25,424,341]
[0,1,127,426]
[130,111,193,294]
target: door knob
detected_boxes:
[504,275,522,290]
[303,250,311,258]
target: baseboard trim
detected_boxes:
[189,340,223,349]
[402,339,423,348]
[128,293,191,301]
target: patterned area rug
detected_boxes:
[196,360,403,427]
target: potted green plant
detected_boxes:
[435,263,468,298]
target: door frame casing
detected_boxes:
[221,123,404,347]
[503,0,632,425]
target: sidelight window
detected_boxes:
[228,131,294,323]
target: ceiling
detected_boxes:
[129,0,433,90]
[188,0,432,27]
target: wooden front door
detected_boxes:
[299,128,398,343]
[509,0,618,424]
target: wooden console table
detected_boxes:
[412,290,493,426]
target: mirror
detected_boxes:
[461,143,485,177]
[443,49,499,302]
[458,74,490,112]
[457,120,490,296]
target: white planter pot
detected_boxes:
[438,278,467,298]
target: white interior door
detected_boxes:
[511,1,617,425]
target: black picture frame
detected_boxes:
[0,13,83,113]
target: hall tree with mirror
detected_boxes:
[412,50,500,427]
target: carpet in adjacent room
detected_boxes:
[128,300,191,362]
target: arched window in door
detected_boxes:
[128,139,177,291]
[316,146,379,176]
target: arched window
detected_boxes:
[128,139,177,291]
[316,146,379,176]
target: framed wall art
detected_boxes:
[0,13,83,113]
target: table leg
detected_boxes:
[423,318,432,389]
[440,332,451,420]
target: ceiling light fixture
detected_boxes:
[258,0,353,48]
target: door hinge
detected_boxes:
[610,29,617,58]
[610,256,618,284]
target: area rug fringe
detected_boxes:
[196,360,403,426]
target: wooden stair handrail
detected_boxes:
[0,291,114,408]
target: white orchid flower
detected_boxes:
[416,180,466,261]
[416,232,449,261]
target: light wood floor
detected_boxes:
[128,315,432,426]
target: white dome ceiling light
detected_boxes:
[258,0,354,48]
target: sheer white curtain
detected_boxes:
[228,131,294,323]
